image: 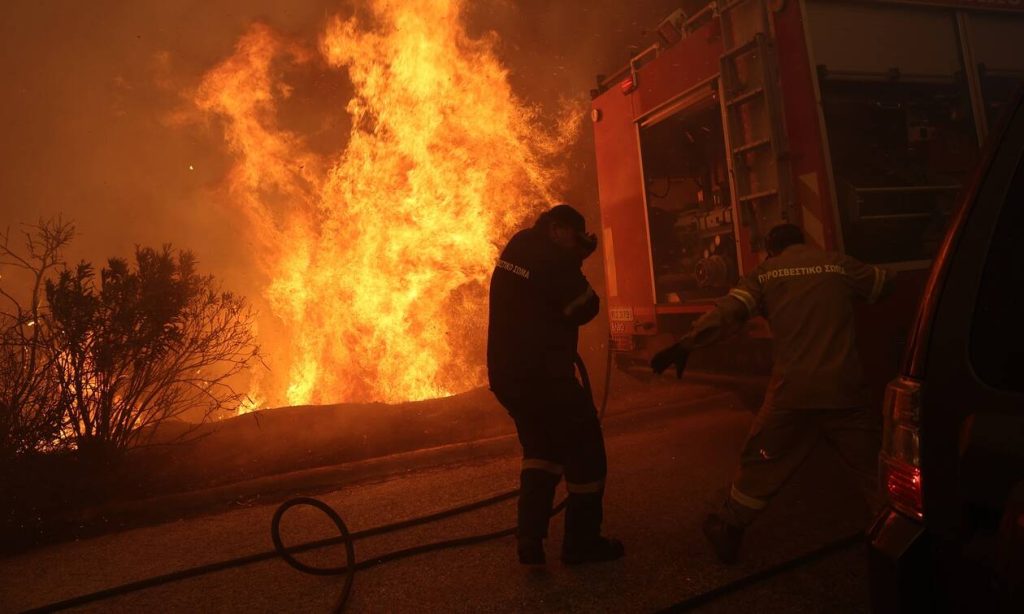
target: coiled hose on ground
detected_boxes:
[267,353,601,612]
[24,345,862,613]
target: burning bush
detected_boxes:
[1,218,260,463]
[45,245,260,461]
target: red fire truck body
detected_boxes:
[590,0,1024,398]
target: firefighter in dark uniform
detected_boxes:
[652,223,895,564]
[487,204,624,566]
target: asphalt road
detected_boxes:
[0,387,872,613]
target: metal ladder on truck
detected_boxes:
[716,0,794,266]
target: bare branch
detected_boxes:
[0,217,74,457]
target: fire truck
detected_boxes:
[590,0,1024,399]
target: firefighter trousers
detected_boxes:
[721,402,881,527]
[495,380,608,549]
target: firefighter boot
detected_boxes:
[517,469,560,565]
[517,537,545,566]
[702,513,745,564]
[561,491,625,565]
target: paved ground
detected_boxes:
[0,387,872,613]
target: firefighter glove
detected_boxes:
[651,342,690,379]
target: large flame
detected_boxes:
[195,0,578,410]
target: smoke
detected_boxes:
[0,0,339,281]
[0,0,697,408]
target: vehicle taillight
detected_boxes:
[880,377,924,520]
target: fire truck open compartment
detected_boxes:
[590,0,1024,374]
[640,97,737,304]
[806,1,981,264]
[819,76,978,263]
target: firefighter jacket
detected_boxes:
[682,243,894,409]
[487,227,600,395]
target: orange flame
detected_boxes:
[195,0,579,410]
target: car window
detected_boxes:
[970,150,1024,394]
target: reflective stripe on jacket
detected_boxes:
[684,244,894,408]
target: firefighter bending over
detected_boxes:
[651,223,895,564]
[487,204,624,566]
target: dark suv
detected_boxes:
[868,92,1024,612]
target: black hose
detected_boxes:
[20,348,860,614]
[655,532,864,612]
[271,497,356,577]
[269,493,569,613]
[24,354,602,614]
[22,488,543,613]
[274,355,600,612]
[600,335,614,420]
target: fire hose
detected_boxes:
[264,353,604,612]
[23,346,862,613]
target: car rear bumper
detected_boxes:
[867,507,934,613]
